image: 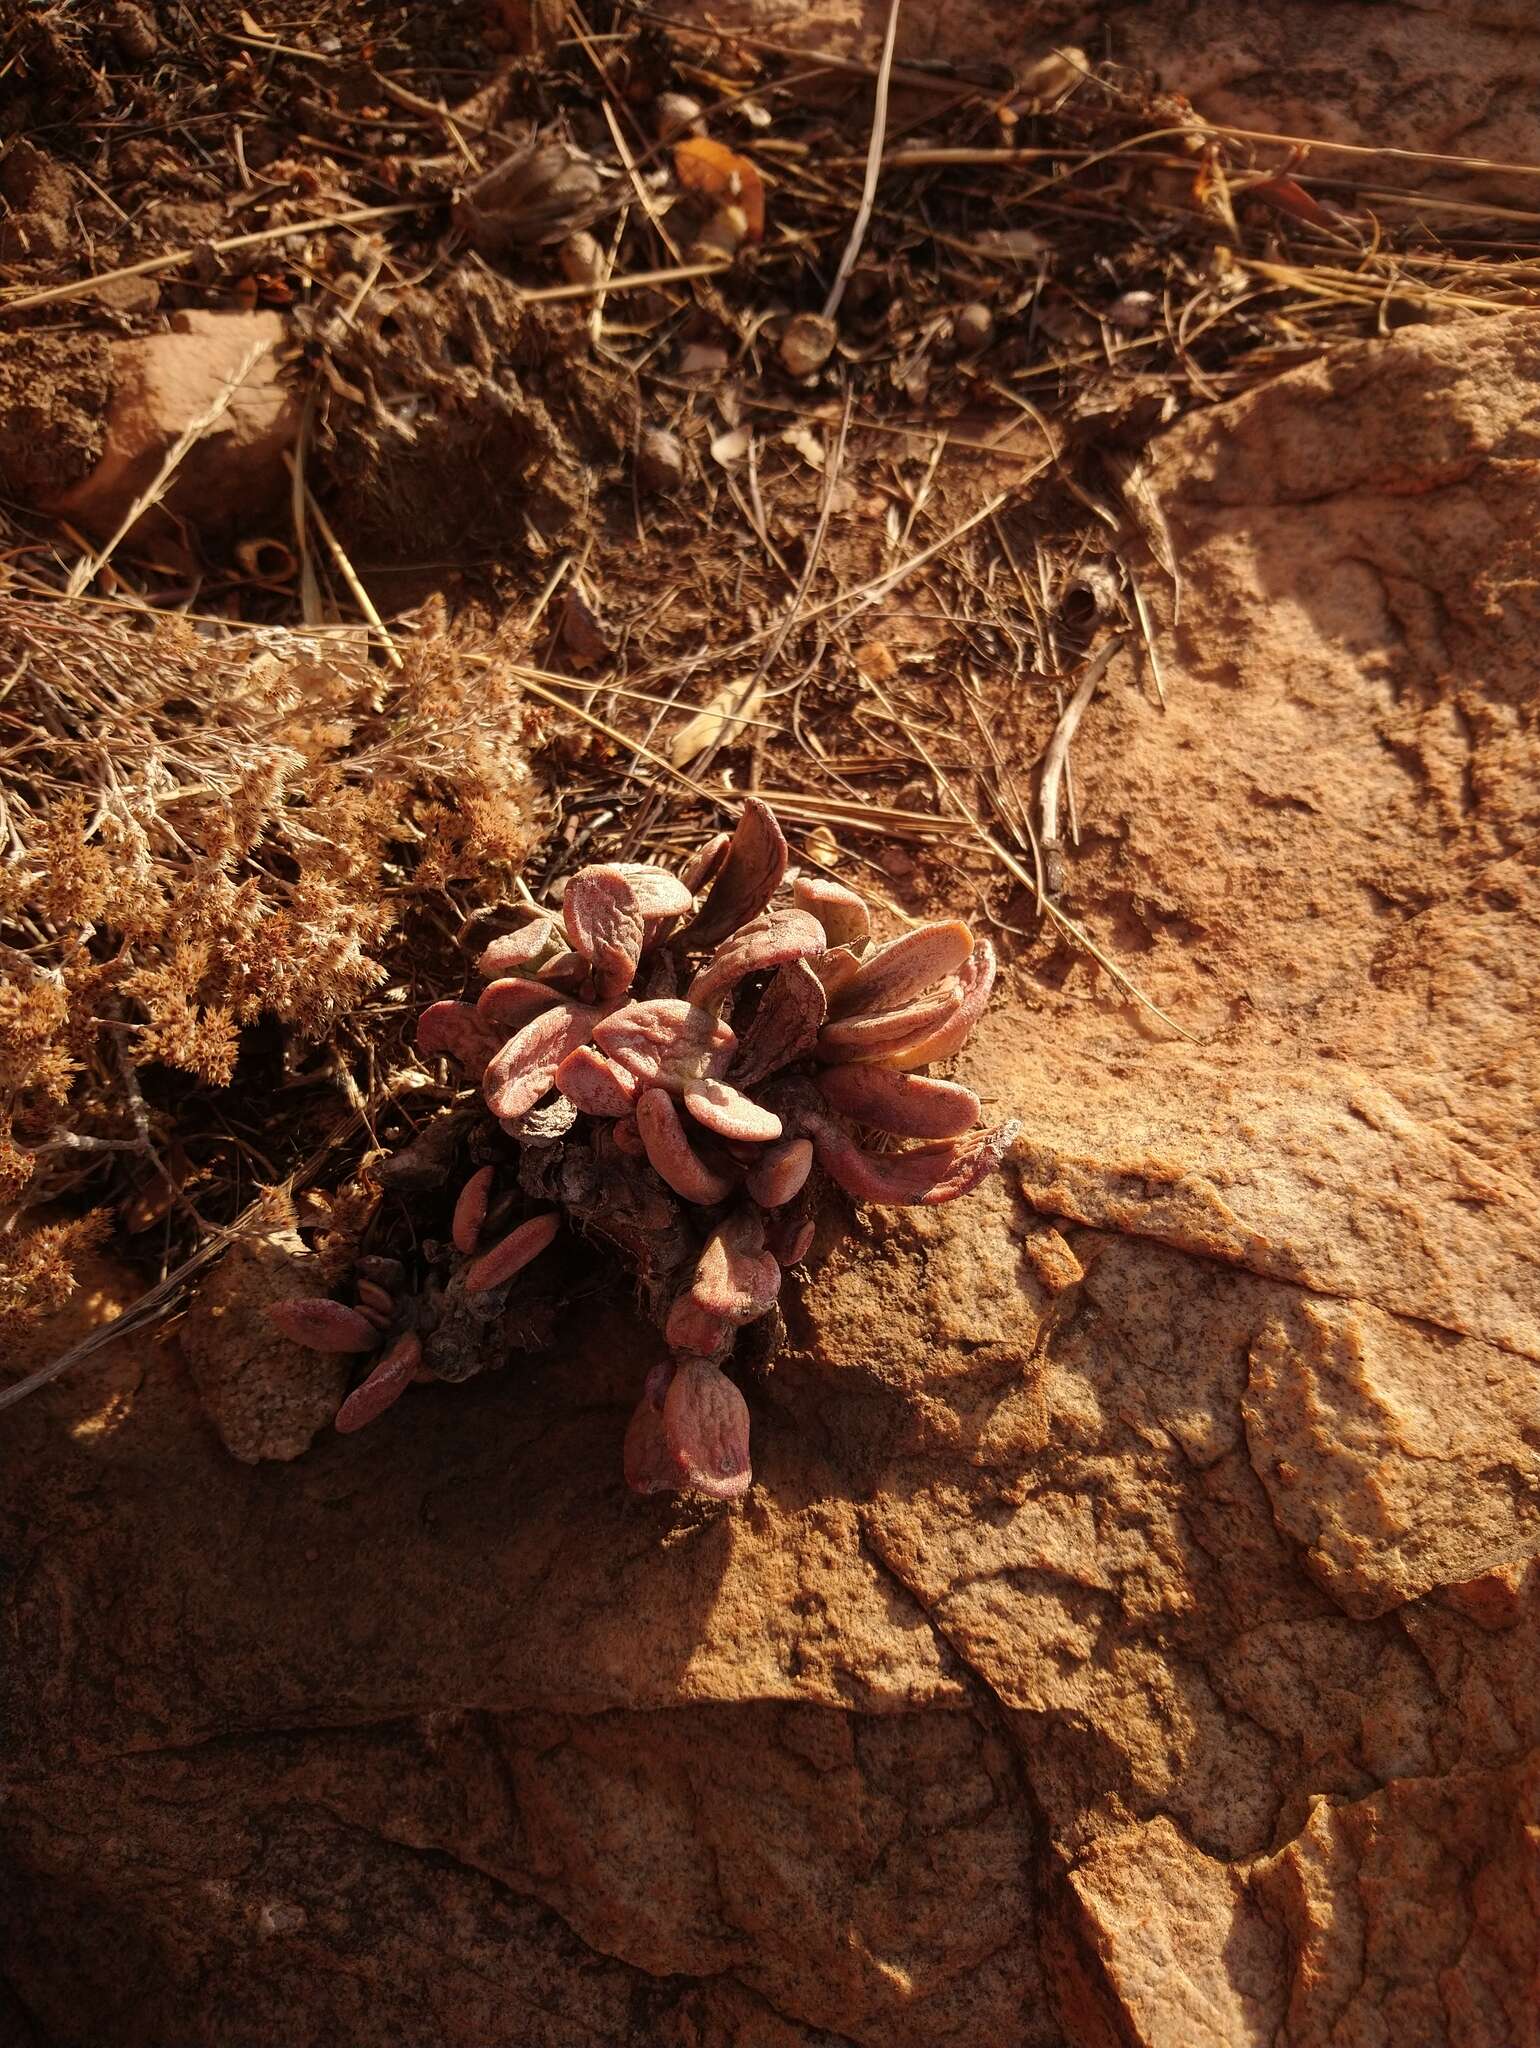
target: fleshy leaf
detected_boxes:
[689,1208,781,1324]
[869,936,997,1070]
[812,1120,1019,1206]
[417,1000,499,1070]
[483,1002,605,1121]
[793,875,870,949]
[816,981,963,1060]
[635,1087,735,1204]
[355,1276,396,1321]
[731,958,827,1087]
[611,863,696,917]
[562,865,646,1000]
[268,1298,381,1354]
[682,798,788,948]
[744,1135,813,1207]
[451,1164,495,1255]
[686,905,825,1010]
[611,1113,646,1157]
[663,1357,752,1499]
[477,918,557,979]
[555,1044,638,1116]
[462,1210,561,1293]
[767,1214,815,1267]
[537,947,594,992]
[814,947,863,1001]
[678,830,731,896]
[335,1332,423,1434]
[683,1076,782,1143]
[624,1392,680,1493]
[816,1065,981,1138]
[664,1293,735,1355]
[477,976,559,1035]
[593,998,737,1093]
[829,919,973,1018]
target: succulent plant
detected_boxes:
[267,801,1016,1500]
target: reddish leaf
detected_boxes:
[268,1298,380,1354]
[477,918,557,979]
[635,1087,735,1204]
[417,1000,499,1070]
[744,1135,813,1207]
[1249,174,1346,229]
[871,936,996,1070]
[678,829,731,896]
[814,947,863,1001]
[663,1357,752,1498]
[555,1044,638,1116]
[562,865,646,1000]
[335,1332,423,1434]
[537,948,594,992]
[612,1113,646,1157]
[767,1215,815,1267]
[688,1209,781,1324]
[684,799,788,948]
[477,976,559,1035]
[793,874,870,949]
[812,1120,1019,1206]
[623,1391,680,1493]
[593,998,737,1093]
[356,1276,396,1321]
[612,863,695,917]
[686,905,825,1009]
[462,1210,561,1293]
[732,958,827,1087]
[683,1076,782,1143]
[817,981,963,1059]
[483,1002,605,1120]
[664,1293,734,1356]
[452,1164,495,1255]
[816,1065,981,1138]
[829,919,973,1018]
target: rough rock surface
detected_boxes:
[4,337,1539,2048]
[35,309,299,543]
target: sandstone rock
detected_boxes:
[39,310,300,544]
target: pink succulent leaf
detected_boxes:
[451,1164,495,1255]
[731,958,827,1087]
[677,829,732,897]
[812,1119,1019,1206]
[643,1357,677,1410]
[593,998,737,1094]
[611,1112,646,1158]
[462,1210,561,1293]
[562,865,646,1000]
[689,1209,781,1324]
[477,976,560,1035]
[476,918,558,979]
[683,1076,782,1144]
[483,1002,606,1121]
[611,863,696,918]
[685,905,825,1010]
[356,1276,397,1319]
[664,1357,752,1499]
[868,936,998,1070]
[767,1214,816,1268]
[793,874,871,950]
[815,1066,982,1138]
[744,1135,814,1207]
[268,1298,381,1353]
[816,981,963,1060]
[417,1000,500,1070]
[814,947,863,1000]
[623,1392,681,1493]
[683,797,788,948]
[335,1332,423,1434]
[555,1044,639,1116]
[356,1301,393,1333]
[635,1087,737,1204]
[828,918,974,1019]
[664,1292,735,1355]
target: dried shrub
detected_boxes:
[0,597,541,1346]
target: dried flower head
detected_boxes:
[269,802,1016,1500]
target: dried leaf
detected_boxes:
[670,679,765,769]
[674,135,765,239]
[732,958,827,1087]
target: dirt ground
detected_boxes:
[2,2,1539,2044]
